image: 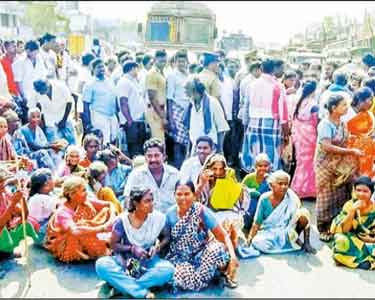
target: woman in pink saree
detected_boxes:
[291,81,319,200]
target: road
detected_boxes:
[1,202,375,298]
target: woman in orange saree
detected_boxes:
[45,176,116,263]
[346,87,375,178]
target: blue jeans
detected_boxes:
[45,120,76,145]
[95,255,175,298]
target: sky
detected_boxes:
[79,1,375,45]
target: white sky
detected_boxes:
[79,1,375,45]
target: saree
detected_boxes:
[201,168,246,247]
[346,111,375,178]
[166,202,229,291]
[330,199,375,269]
[315,120,358,232]
[0,135,16,161]
[45,200,112,262]
[19,125,57,169]
[251,189,305,254]
[0,191,38,253]
[241,172,270,229]
[291,97,319,198]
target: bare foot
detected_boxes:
[11,251,22,259]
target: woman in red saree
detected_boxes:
[45,176,116,263]
[346,87,375,178]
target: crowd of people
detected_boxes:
[1,32,375,298]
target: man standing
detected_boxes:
[123,138,179,214]
[116,61,146,158]
[39,33,58,79]
[166,50,190,168]
[220,59,241,167]
[33,79,76,145]
[82,58,118,144]
[145,50,168,143]
[183,77,229,154]
[238,61,262,121]
[198,52,222,102]
[13,40,47,110]
[1,40,20,97]
[241,59,288,171]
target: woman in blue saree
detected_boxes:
[246,170,316,254]
[19,108,62,170]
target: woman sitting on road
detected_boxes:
[330,176,375,270]
[0,167,38,258]
[56,145,86,178]
[86,161,122,215]
[241,153,272,230]
[95,187,174,299]
[45,176,116,263]
[28,168,58,247]
[246,170,316,255]
[164,180,239,291]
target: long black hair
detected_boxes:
[293,80,317,120]
[30,168,53,197]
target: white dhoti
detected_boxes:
[91,110,119,144]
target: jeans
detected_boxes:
[95,255,175,298]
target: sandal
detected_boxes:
[319,232,333,242]
[223,277,238,289]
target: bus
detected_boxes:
[286,50,324,68]
[139,1,217,51]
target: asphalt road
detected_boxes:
[1,201,375,298]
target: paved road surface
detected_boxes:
[1,202,375,298]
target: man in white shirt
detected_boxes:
[117,61,146,158]
[238,61,262,121]
[82,58,119,144]
[111,52,132,85]
[179,135,214,184]
[33,79,76,145]
[123,138,179,214]
[39,33,58,79]
[166,50,190,168]
[13,40,47,109]
[138,54,153,93]
[183,77,229,154]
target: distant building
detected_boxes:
[0,1,23,38]
[218,31,254,52]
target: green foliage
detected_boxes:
[20,1,70,36]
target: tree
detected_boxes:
[20,1,70,36]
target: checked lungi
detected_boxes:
[167,100,189,146]
[241,117,282,171]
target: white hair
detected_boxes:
[28,107,41,120]
[267,170,290,184]
[255,153,271,165]
[64,145,85,161]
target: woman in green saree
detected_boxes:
[330,176,375,269]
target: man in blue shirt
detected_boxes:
[82,58,119,144]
